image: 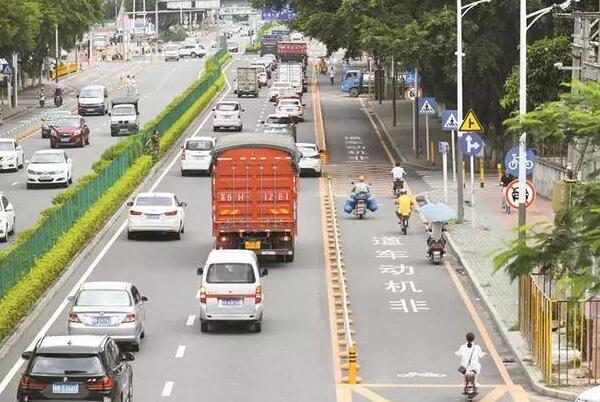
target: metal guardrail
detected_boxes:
[325,177,360,384]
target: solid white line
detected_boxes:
[11,181,17,186]
[161,381,174,397]
[0,58,235,397]
[186,314,196,326]
[175,345,186,358]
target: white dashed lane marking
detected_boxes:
[161,381,174,397]
[175,345,186,358]
[186,314,196,326]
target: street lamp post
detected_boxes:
[456,0,491,223]
[55,24,59,83]
[518,0,577,239]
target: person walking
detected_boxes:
[329,66,335,85]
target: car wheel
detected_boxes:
[174,226,182,240]
[252,321,262,333]
[130,342,140,352]
[85,135,90,145]
[68,176,73,184]
[191,52,197,58]
[0,225,7,242]
[140,330,145,339]
[127,230,135,240]
[62,180,69,188]
[9,218,15,235]
[128,381,133,402]
[181,224,185,234]
[200,320,209,332]
[50,142,56,149]
[26,183,32,189]
[181,169,188,177]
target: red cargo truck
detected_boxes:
[212,134,299,262]
[277,42,308,65]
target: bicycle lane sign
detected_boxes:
[504,146,536,176]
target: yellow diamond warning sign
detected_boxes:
[459,109,484,132]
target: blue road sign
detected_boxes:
[504,146,536,176]
[418,97,437,115]
[438,141,449,154]
[405,70,415,86]
[459,133,484,156]
[441,110,459,132]
[0,58,12,75]
[261,5,296,21]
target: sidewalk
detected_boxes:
[368,98,582,399]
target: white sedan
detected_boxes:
[181,136,216,176]
[269,82,293,102]
[296,143,322,176]
[26,150,73,189]
[127,192,186,239]
[276,98,304,122]
[0,138,24,172]
[0,193,15,242]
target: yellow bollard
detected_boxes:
[497,163,502,184]
[348,345,358,384]
[430,142,436,166]
[479,158,485,188]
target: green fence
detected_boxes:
[0,50,228,299]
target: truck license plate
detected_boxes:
[245,241,261,250]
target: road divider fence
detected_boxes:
[0,49,230,342]
[323,176,360,384]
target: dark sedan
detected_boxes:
[49,116,90,148]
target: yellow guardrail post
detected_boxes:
[347,345,358,384]
[479,158,484,188]
[430,141,436,165]
[497,163,502,184]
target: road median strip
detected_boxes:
[0,49,231,343]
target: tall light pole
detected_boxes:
[456,0,491,223]
[54,23,59,83]
[518,0,577,239]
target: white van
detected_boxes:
[249,62,268,87]
[77,85,108,116]
[197,249,267,333]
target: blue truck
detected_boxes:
[341,69,374,97]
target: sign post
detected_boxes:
[459,110,484,209]
[441,110,459,183]
[439,142,450,203]
[418,97,437,162]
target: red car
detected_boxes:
[50,115,90,148]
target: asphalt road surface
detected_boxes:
[0,48,215,248]
[0,54,336,402]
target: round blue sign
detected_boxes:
[504,147,536,176]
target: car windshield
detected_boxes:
[135,195,173,206]
[206,263,256,284]
[30,153,64,164]
[298,145,317,155]
[186,140,213,151]
[112,105,135,116]
[273,83,291,88]
[0,142,14,151]
[43,112,69,122]
[279,100,298,106]
[30,355,104,375]
[79,88,103,98]
[266,116,292,124]
[75,289,131,306]
[55,117,80,128]
[166,44,178,51]
[216,103,238,112]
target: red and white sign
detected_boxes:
[277,42,307,55]
[404,87,423,102]
[503,179,536,210]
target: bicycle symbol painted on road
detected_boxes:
[397,372,447,378]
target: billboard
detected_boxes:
[166,0,219,9]
[261,5,296,21]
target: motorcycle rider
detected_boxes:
[38,87,46,107]
[351,175,370,195]
[499,168,515,209]
[391,162,406,193]
[53,82,63,106]
[395,189,414,229]
[455,332,486,394]
[426,221,447,255]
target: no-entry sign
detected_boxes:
[503,179,537,210]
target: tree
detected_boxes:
[0,0,42,57]
[493,181,600,299]
[500,36,571,112]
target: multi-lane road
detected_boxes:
[0,49,557,401]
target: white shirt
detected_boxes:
[353,182,370,194]
[391,166,406,180]
[455,343,485,374]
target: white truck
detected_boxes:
[109,97,139,136]
[278,63,304,95]
[235,67,259,98]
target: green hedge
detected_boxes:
[0,51,230,342]
[245,42,262,53]
[0,155,153,341]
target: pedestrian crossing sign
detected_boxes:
[459,109,484,132]
[418,97,437,115]
[441,110,458,131]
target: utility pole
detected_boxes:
[518,0,527,240]
[55,24,59,83]
[456,0,465,223]
[392,57,397,127]
[415,67,420,159]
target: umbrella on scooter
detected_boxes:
[420,202,456,222]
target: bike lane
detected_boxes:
[319,74,532,401]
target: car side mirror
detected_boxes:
[49,125,54,130]
[104,94,108,98]
[258,120,264,124]
[5,205,13,212]
[261,268,268,277]
[212,108,216,111]
[180,202,187,207]
[25,159,30,164]
[126,201,134,207]
[302,103,306,107]
[351,181,355,185]
[197,267,203,276]
[21,351,32,360]
[108,112,111,116]
[122,352,135,361]
[141,296,148,302]
[242,108,246,112]
[67,295,75,302]
[76,94,79,98]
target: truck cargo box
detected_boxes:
[212,134,299,262]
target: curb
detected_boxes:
[370,98,579,401]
